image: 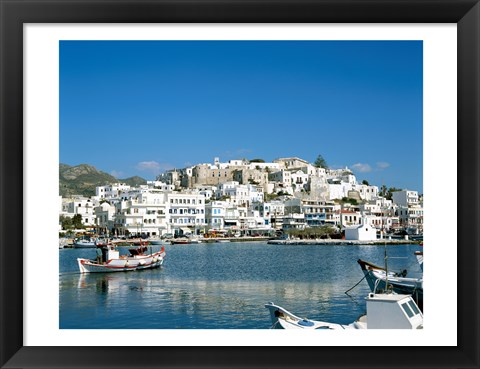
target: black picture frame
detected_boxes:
[1,1,478,368]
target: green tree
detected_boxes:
[313,155,328,169]
[59,215,73,230]
[362,179,370,186]
[249,158,265,163]
[72,214,84,229]
[341,197,359,205]
[380,184,388,197]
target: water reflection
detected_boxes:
[60,242,422,329]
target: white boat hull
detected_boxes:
[73,241,96,248]
[77,250,166,273]
[266,293,423,330]
[265,303,360,330]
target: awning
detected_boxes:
[180,227,191,233]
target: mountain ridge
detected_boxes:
[59,163,147,197]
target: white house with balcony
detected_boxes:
[205,201,228,229]
[167,191,206,235]
[113,190,169,237]
[290,170,310,192]
[392,190,419,207]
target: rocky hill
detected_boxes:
[60,163,147,197]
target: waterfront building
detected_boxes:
[340,210,362,227]
[94,202,116,234]
[167,191,206,236]
[224,205,246,230]
[344,223,377,241]
[113,190,169,237]
[282,213,306,231]
[62,197,97,226]
[205,201,228,229]
[302,200,339,227]
[397,204,424,232]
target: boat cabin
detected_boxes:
[106,247,120,261]
[366,293,423,329]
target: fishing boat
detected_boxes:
[77,246,166,273]
[265,292,423,329]
[357,259,423,311]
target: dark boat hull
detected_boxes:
[357,259,423,311]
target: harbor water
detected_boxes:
[59,242,422,329]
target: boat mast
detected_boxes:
[383,213,389,292]
[384,244,389,292]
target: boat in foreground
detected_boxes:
[357,258,423,311]
[77,246,166,273]
[265,292,423,329]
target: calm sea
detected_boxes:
[59,242,422,329]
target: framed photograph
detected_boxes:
[1,0,478,368]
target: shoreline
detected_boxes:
[267,239,418,246]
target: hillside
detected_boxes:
[59,163,147,197]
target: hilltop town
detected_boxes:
[59,156,423,241]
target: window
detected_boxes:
[401,302,414,318]
[408,300,420,315]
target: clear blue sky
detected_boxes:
[60,40,423,192]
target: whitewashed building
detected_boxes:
[392,190,419,207]
[167,191,206,235]
[344,223,377,241]
[95,183,131,199]
[63,197,97,226]
[205,201,228,229]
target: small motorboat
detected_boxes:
[170,237,202,244]
[266,292,423,329]
[147,237,163,245]
[73,237,97,248]
[77,246,166,273]
[357,259,423,311]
